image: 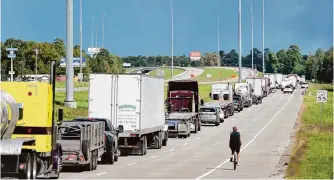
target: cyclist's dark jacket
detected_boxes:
[229,131,241,148]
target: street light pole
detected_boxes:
[64,0,76,108]
[251,0,254,70]
[171,0,174,77]
[238,0,242,83]
[91,16,95,48]
[79,0,83,82]
[217,15,220,66]
[102,13,107,48]
[95,25,98,48]
[262,0,265,73]
[34,45,39,81]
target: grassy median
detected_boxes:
[149,67,184,79]
[193,68,237,82]
[56,81,89,88]
[286,84,333,179]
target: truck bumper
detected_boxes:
[201,119,219,124]
[168,130,188,136]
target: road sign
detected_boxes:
[7,54,16,58]
[6,48,18,51]
[206,74,211,78]
[218,73,222,76]
[317,90,328,103]
[9,71,15,75]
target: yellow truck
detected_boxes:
[0,61,64,179]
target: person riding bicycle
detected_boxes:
[229,126,241,166]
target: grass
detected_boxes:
[56,84,213,120]
[125,68,136,73]
[56,81,89,88]
[192,68,237,82]
[256,72,263,77]
[149,67,185,79]
[286,84,333,179]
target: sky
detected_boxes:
[1,0,333,57]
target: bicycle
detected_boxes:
[233,151,238,170]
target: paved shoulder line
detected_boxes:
[195,90,296,180]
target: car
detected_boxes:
[301,82,308,89]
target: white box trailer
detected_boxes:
[246,78,263,104]
[88,74,168,156]
[275,73,283,88]
[264,73,276,92]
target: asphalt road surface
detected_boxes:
[59,89,303,179]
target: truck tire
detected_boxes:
[92,150,98,170]
[31,151,37,179]
[140,136,147,156]
[114,148,120,162]
[19,152,32,179]
[194,121,198,133]
[84,151,94,171]
[162,138,168,146]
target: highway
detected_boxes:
[55,67,256,92]
[59,89,303,179]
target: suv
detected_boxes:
[199,106,220,126]
[233,95,244,112]
[73,118,123,164]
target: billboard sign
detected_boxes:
[88,47,102,55]
[189,51,201,61]
[60,57,86,68]
[123,63,132,67]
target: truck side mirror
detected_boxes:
[117,125,124,133]
[58,108,63,124]
[200,99,204,106]
[17,103,24,120]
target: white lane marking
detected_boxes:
[167,148,175,152]
[151,156,158,159]
[196,137,200,140]
[96,172,107,176]
[183,143,188,146]
[128,163,136,166]
[196,91,295,180]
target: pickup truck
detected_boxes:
[73,118,123,164]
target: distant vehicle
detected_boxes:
[233,95,244,112]
[165,112,194,138]
[300,82,308,89]
[166,80,203,133]
[246,78,264,105]
[199,105,220,126]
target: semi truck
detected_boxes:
[88,74,168,156]
[208,83,234,118]
[233,83,253,108]
[0,61,63,179]
[275,73,283,89]
[245,78,264,104]
[262,77,270,97]
[264,73,277,93]
[166,80,203,133]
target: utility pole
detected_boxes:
[64,0,76,108]
[171,0,174,77]
[102,13,107,48]
[217,15,220,67]
[34,45,39,81]
[79,0,83,82]
[6,44,18,82]
[0,0,2,82]
[262,0,265,73]
[238,0,242,83]
[251,0,254,69]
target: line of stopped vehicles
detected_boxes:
[0,62,308,179]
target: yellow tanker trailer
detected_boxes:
[0,60,64,179]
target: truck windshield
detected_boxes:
[200,108,216,112]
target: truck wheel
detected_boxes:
[237,108,241,112]
[31,151,37,179]
[114,148,120,162]
[162,138,168,146]
[140,136,147,155]
[84,151,94,171]
[92,150,98,170]
[19,152,32,179]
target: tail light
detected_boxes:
[130,134,138,137]
[67,154,77,160]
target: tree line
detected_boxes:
[0,38,332,83]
